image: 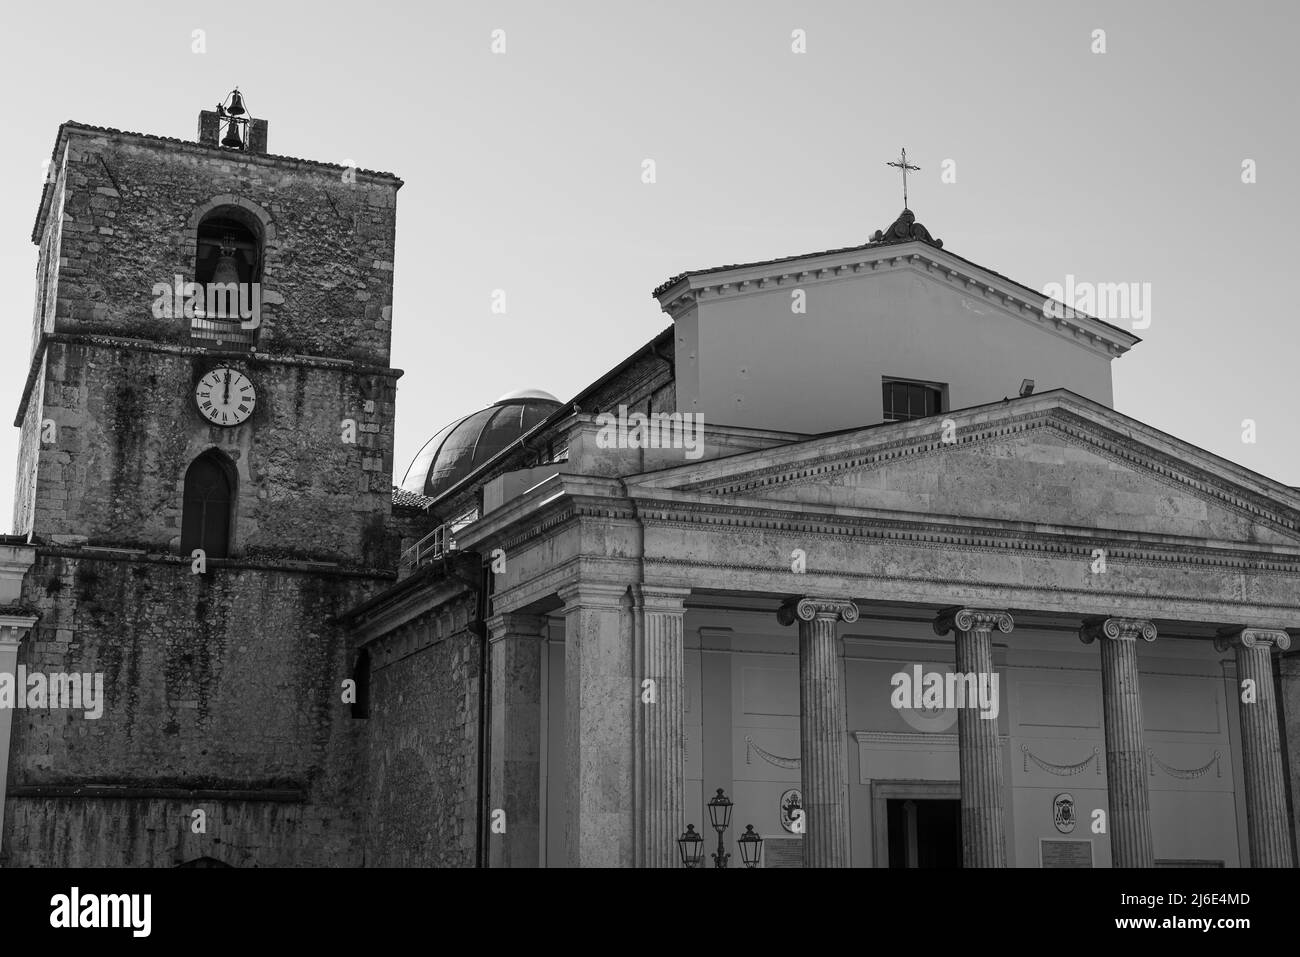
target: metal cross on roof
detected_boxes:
[886,147,920,209]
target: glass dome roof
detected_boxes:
[399,390,563,500]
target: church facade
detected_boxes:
[2,102,1298,868]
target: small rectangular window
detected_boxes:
[883,378,946,422]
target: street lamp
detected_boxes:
[682,787,765,868]
[677,824,705,868]
[737,824,764,868]
[707,788,733,868]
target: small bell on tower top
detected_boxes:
[216,88,251,151]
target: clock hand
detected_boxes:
[223,371,231,406]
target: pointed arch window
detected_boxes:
[180,451,235,558]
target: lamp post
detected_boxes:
[707,788,733,868]
[678,788,764,868]
[737,825,763,868]
[677,824,705,868]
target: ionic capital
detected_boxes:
[1214,627,1292,654]
[933,606,1013,637]
[1079,617,1157,645]
[777,597,859,626]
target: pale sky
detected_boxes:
[1,0,1296,528]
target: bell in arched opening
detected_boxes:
[208,238,243,319]
[211,240,241,286]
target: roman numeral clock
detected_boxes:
[195,367,257,426]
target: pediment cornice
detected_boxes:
[661,405,1300,542]
[657,243,1137,357]
[629,495,1300,574]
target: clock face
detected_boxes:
[195,367,256,427]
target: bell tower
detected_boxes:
[2,91,404,866]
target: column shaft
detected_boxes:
[935,607,1012,868]
[780,597,856,868]
[1218,628,1295,867]
[1082,617,1156,868]
[636,586,688,868]
[560,583,634,868]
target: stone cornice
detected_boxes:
[634,584,691,615]
[16,332,402,427]
[32,544,397,580]
[934,607,1014,635]
[642,556,1300,624]
[853,730,1013,747]
[1214,627,1292,653]
[456,476,633,557]
[634,497,1300,574]
[656,243,1137,357]
[669,406,1300,540]
[1080,617,1158,644]
[485,612,548,643]
[0,614,38,648]
[365,592,478,668]
[559,581,629,610]
[6,784,307,802]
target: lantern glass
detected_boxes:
[707,788,733,831]
[677,824,704,867]
[737,824,763,867]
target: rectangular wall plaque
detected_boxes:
[761,836,803,868]
[1040,839,1094,868]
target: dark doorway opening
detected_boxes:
[886,798,961,868]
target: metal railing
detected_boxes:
[190,314,257,349]
[400,523,456,569]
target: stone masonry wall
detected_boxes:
[362,592,481,867]
[1,551,389,867]
[37,127,399,362]
[23,339,397,564]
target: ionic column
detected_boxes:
[635,585,689,868]
[485,612,547,868]
[1080,616,1157,868]
[559,582,634,867]
[934,607,1013,868]
[1216,627,1295,868]
[778,596,857,868]
[0,615,37,860]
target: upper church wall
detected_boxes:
[675,263,1118,434]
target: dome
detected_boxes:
[495,388,560,403]
[399,390,563,500]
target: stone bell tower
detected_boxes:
[1,91,404,866]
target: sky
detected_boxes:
[0,0,1297,526]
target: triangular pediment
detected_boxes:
[628,391,1300,548]
[655,237,1140,360]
